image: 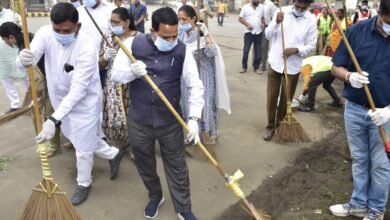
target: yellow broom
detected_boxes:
[273,7,310,143]
[17,1,81,219]
[114,36,269,220]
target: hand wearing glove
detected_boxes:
[348,71,369,89]
[35,119,56,144]
[103,47,118,61]
[19,49,35,67]
[368,107,390,126]
[187,119,200,144]
[196,22,209,36]
[130,60,147,78]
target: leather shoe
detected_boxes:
[263,130,274,141]
[109,149,124,180]
[71,185,91,205]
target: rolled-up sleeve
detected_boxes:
[182,48,204,119]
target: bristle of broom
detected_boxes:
[274,116,310,143]
[19,179,81,220]
[240,203,271,220]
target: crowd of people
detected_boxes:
[0,0,389,219]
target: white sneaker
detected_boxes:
[329,203,367,217]
[363,210,384,220]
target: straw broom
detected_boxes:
[17,1,81,219]
[114,36,269,220]
[325,0,390,160]
[273,7,310,143]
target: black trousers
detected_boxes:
[217,13,224,25]
[304,70,340,107]
[128,117,191,213]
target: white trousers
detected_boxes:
[76,138,119,187]
[1,78,29,108]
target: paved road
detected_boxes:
[0,5,332,220]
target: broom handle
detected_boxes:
[84,6,114,48]
[114,36,263,220]
[279,8,291,104]
[18,0,53,181]
[325,0,390,153]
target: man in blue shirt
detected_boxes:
[329,0,390,219]
[129,0,147,33]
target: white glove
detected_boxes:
[187,119,200,144]
[103,47,118,61]
[368,107,390,126]
[35,119,56,144]
[196,22,209,36]
[130,60,147,78]
[19,49,35,67]
[298,94,307,103]
[349,71,369,89]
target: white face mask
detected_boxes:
[154,36,178,52]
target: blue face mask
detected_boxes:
[179,23,192,32]
[111,25,125,36]
[54,32,76,46]
[292,7,305,17]
[383,22,390,35]
[84,0,97,8]
[154,36,178,52]
[71,1,81,8]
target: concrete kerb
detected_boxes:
[27,12,50,17]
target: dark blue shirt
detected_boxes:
[129,4,147,33]
[332,16,390,108]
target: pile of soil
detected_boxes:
[218,105,390,220]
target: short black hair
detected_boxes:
[295,0,314,5]
[112,7,137,31]
[380,0,390,15]
[178,5,198,23]
[151,7,178,32]
[337,8,345,15]
[0,22,33,50]
[50,2,79,24]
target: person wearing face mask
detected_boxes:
[178,5,231,144]
[16,3,124,206]
[0,3,24,114]
[129,0,147,33]
[112,7,203,220]
[263,0,317,141]
[99,7,142,154]
[329,0,390,219]
[238,0,265,74]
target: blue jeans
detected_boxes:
[242,32,262,70]
[344,100,390,213]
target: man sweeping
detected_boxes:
[112,7,203,220]
[263,0,317,141]
[329,0,390,219]
[16,3,124,206]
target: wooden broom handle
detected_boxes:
[18,0,42,132]
[325,0,389,148]
[279,7,291,101]
[18,0,53,181]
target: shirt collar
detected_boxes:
[374,16,389,38]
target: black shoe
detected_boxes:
[298,105,315,112]
[71,185,91,206]
[109,149,124,180]
[144,196,165,218]
[4,108,20,114]
[327,101,343,108]
[263,129,275,141]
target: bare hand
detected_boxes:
[276,12,284,24]
[247,24,253,30]
[283,48,299,57]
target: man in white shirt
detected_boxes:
[112,7,203,220]
[260,0,277,71]
[263,0,317,141]
[238,0,265,74]
[16,3,124,206]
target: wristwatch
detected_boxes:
[49,116,61,127]
[188,116,200,122]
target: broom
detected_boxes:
[325,0,390,160]
[273,7,310,143]
[114,36,269,220]
[17,0,81,219]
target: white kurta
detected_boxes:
[77,2,116,49]
[17,25,102,151]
